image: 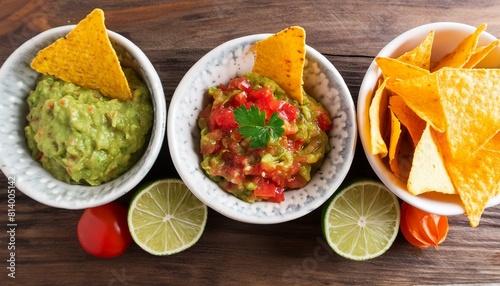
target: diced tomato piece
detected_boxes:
[210,107,238,130]
[248,87,273,101]
[252,177,278,198]
[253,184,275,198]
[238,78,253,94]
[287,137,304,151]
[266,187,285,203]
[279,102,299,122]
[317,112,332,131]
[228,77,252,94]
[230,91,248,107]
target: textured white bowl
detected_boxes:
[0,26,166,209]
[168,34,356,224]
[357,22,500,216]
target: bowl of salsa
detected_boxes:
[168,33,356,224]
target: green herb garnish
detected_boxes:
[234,105,285,149]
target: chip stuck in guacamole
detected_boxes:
[31,8,132,101]
[25,9,153,185]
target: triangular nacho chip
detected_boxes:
[386,72,446,132]
[436,68,500,160]
[376,57,430,80]
[253,26,306,103]
[407,125,455,196]
[388,109,403,178]
[397,30,434,70]
[389,95,426,147]
[463,39,500,68]
[484,132,500,153]
[369,78,390,157]
[31,8,132,101]
[432,24,487,71]
[436,131,500,227]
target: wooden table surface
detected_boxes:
[1,0,500,285]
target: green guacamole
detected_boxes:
[25,68,153,186]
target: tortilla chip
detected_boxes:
[253,26,306,103]
[436,68,500,160]
[369,78,390,157]
[371,24,500,227]
[463,39,500,68]
[389,95,426,147]
[436,131,500,227]
[386,72,446,132]
[407,125,456,196]
[388,109,403,178]
[376,57,430,80]
[484,132,500,153]
[397,30,434,70]
[31,8,132,101]
[432,24,487,71]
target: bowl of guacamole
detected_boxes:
[168,34,357,224]
[0,26,166,209]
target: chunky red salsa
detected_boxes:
[198,73,332,203]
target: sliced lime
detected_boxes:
[322,180,400,261]
[128,179,207,255]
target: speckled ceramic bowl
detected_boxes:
[357,22,500,216]
[168,34,356,224]
[0,26,166,209]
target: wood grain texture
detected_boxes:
[1,0,500,285]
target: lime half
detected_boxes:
[322,180,400,261]
[128,179,207,255]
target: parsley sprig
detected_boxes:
[234,105,285,149]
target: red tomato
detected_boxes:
[252,177,285,202]
[278,102,299,122]
[317,112,332,131]
[77,202,132,258]
[400,202,449,250]
[227,77,252,94]
[209,107,238,131]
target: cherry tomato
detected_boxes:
[77,202,132,258]
[400,202,449,249]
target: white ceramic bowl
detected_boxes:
[0,26,166,209]
[168,34,356,224]
[357,22,500,216]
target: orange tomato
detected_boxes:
[400,202,449,249]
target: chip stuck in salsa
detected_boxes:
[198,27,332,203]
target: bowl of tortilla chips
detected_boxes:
[168,27,356,224]
[0,9,166,209]
[357,22,500,227]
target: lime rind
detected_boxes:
[322,180,400,261]
[128,179,208,256]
